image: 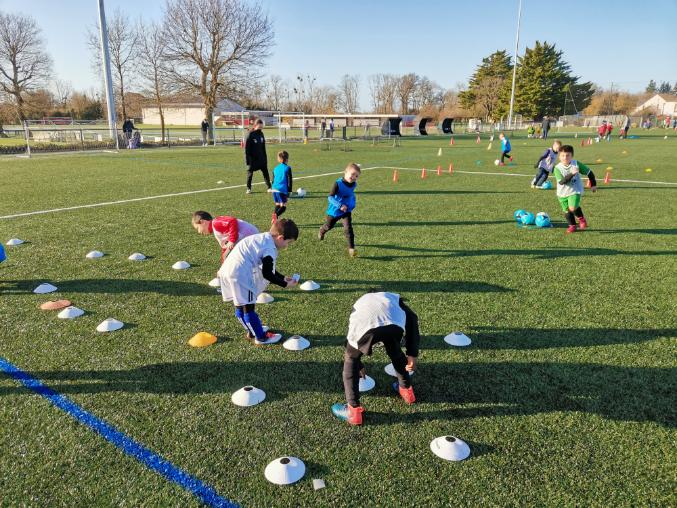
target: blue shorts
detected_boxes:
[0,244,5,263]
[272,192,288,204]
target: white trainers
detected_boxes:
[246,189,252,194]
[254,331,282,345]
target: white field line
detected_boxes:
[2,164,675,221]
[379,165,677,185]
[0,167,380,220]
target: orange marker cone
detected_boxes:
[392,169,399,183]
[581,139,585,147]
[604,171,611,184]
[448,162,454,175]
[450,137,455,146]
[476,135,481,144]
[239,138,244,148]
[436,165,442,176]
[421,167,427,179]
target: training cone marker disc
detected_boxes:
[384,363,414,377]
[444,332,472,347]
[128,252,146,261]
[283,335,310,351]
[188,332,217,348]
[359,375,376,392]
[256,292,274,304]
[40,299,72,310]
[6,238,24,246]
[299,280,320,291]
[96,318,124,332]
[33,283,57,294]
[231,386,266,407]
[86,250,104,259]
[430,435,471,461]
[264,456,306,485]
[172,260,190,270]
[58,306,85,319]
[208,277,220,287]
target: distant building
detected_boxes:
[142,97,245,126]
[633,93,677,116]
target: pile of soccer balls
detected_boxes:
[514,209,551,228]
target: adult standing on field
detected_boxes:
[542,116,551,139]
[245,119,272,194]
[201,118,210,146]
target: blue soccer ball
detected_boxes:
[541,180,553,190]
[514,209,526,222]
[535,212,551,228]
[521,212,536,225]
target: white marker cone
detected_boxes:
[208,277,220,288]
[299,280,320,291]
[264,456,306,485]
[256,292,274,304]
[444,332,471,346]
[358,375,375,392]
[96,318,124,332]
[128,253,146,261]
[172,260,190,270]
[6,238,24,246]
[430,435,471,461]
[57,306,85,319]
[282,335,310,351]
[33,283,58,294]
[86,250,104,259]
[231,386,266,407]
[437,148,442,156]
[384,363,414,377]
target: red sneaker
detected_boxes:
[566,225,577,234]
[347,404,364,425]
[499,162,506,166]
[578,217,588,230]
[509,156,513,162]
[398,385,416,404]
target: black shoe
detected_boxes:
[318,229,325,241]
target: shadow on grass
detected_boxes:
[356,190,519,196]
[590,228,677,235]
[1,359,673,427]
[313,279,512,294]
[424,327,675,350]
[0,279,214,296]
[296,220,515,229]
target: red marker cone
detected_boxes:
[581,139,585,147]
[604,171,611,184]
[436,165,442,176]
[392,169,399,183]
[239,138,244,148]
[421,167,427,179]
[476,135,481,144]
[450,137,455,146]
[448,162,454,175]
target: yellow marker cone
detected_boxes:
[622,150,627,154]
[303,137,308,145]
[437,148,442,156]
[188,332,217,348]
[487,142,492,150]
[596,158,603,163]
[645,168,652,173]
[606,166,613,171]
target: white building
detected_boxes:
[633,93,677,116]
[142,98,245,126]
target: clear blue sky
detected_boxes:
[2,0,675,109]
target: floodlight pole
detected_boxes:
[97,0,118,150]
[507,0,522,129]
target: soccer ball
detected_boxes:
[296,188,307,198]
[535,212,551,228]
[521,212,536,225]
[541,180,553,190]
[514,209,527,222]
[494,160,500,166]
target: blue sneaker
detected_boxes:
[331,403,363,425]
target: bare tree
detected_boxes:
[472,75,505,120]
[162,0,274,140]
[264,74,286,111]
[0,12,52,122]
[52,79,73,110]
[397,73,418,114]
[336,74,360,113]
[138,21,173,142]
[87,9,139,121]
[368,73,398,113]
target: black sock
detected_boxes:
[574,207,584,219]
[276,206,286,218]
[565,211,576,226]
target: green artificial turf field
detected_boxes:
[1,130,675,507]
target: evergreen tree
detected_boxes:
[658,81,671,93]
[459,50,512,120]
[672,82,677,95]
[645,80,657,93]
[512,41,593,120]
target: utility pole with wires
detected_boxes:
[97,0,119,150]
[507,0,522,129]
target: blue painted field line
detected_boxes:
[0,357,238,508]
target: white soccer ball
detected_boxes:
[494,159,500,166]
[297,188,307,198]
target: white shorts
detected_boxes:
[218,268,269,306]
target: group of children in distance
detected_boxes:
[192,161,418,425]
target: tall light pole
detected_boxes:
[97,0,118,148]
[507,0,522,129]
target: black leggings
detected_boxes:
[246,167,271,190]
[501,150,511,163]
[343,325,410,407]
[320,213,354,248]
